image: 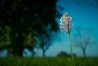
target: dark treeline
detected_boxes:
[0,0,60,57]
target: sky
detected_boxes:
[0,0,98,57]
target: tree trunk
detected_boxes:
[17,33,24,56]
[82,47,86,56]
[12,33,24,57]
[42,49,45,57]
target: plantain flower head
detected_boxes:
[60,12,73,33]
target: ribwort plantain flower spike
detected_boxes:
[60,12,75,66]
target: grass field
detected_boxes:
[0,57,98,66]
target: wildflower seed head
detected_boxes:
[60,12,73,33]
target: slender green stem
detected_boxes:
[68,33,75,66]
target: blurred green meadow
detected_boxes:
[0,57,98,66]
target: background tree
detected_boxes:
[0,0,59,57]
[36,31,53,57]
[0,26,11,50]
[73,27,94,56]
[57,51,70,57]
[57,51,76,57]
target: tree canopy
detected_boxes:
[0,0,59,56]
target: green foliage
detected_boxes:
[23,32,36,49]
[57,51,70,57]
[57,51,76,57]
[0,57,98,66]
[0,26,11,50]
[0,0,59,56]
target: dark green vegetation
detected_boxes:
[0,0,60,57]
[0,57,98,66]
